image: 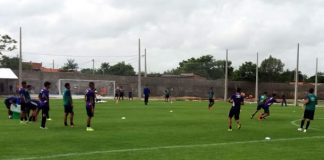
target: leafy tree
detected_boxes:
[61,59,78,72]
[306,72,324,83]
[0,34,17,55]
[108,61,135,76]
[80,68,95,74]
[0,55,32,70]
[98,62,110,74]
[233,62,256,82]
[259,55,284,82]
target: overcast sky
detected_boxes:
[1,0,324,76]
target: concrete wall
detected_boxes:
[1,70,321,99]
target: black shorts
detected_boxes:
[64,104,74,114]
[86,107,94,118]
[304,110,315,120]
[21,103,28,112]
[42,106,49,117]
[165,95,170,99]
[209,99,214,103]
[256,104,263,110]
[229,108,240,120]
[263,106,270,114]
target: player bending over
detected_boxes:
[259,93,278,120]
[39,81,51,129]
[228,88,244,131]
[208,87,215,110]
[63,83,74,127]
[4,96,18,119]
[28,99,40,122]
[298,88,318,133]
[251,92,267,119]
[85,82,96,131]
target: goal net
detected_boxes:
[58,79,115,99]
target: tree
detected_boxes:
[165,55,233,80]
[0,34,17,55]
[80,68,95,74]
[108,62,135,76]
[0,55,32,70]
[61,59,78,72]
[99,62,110,74]
[233,62,256,82]
[259,55,284,82]
[307,72,324,83]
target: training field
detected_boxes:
[1,99,324,160]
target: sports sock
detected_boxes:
[300,120,305,128]
[41,116,46,127]
[306,121,311,129]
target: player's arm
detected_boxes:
[303,97,309,105]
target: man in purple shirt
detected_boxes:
[85,82,96,131]
[19,81,28,123]
[39,81,51,129]
[259,94,278,120]
[228,88,244,131]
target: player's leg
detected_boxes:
[70,111,74,127]
[86,107,94,131]
[228,109,234,131]
[40,106,48,129]
[64,112,68,126]
[251,105,261,119]
[235,111,241,129]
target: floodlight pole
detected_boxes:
[138,39,142,98]
[19,27,22,87]
[294,43,300,106]
[52,59,54,70]
[255,52,259,102]
[224,49,228,101]
[315,57,318,96]
[144,48,147,78]
[92,59,95,74]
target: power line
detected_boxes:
[24,51,137,58]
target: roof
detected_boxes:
[0,68,18,79]
[41,67,61,73]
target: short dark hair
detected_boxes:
[64,83,70,88]
[22,81,27,85]
[89,82,94,86]
[264,92,268,95]
[309,88,314,93]
[44,81,51,87]
[272,93,277,97]
[236,88,241,93]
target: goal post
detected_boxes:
[58,79,116,99]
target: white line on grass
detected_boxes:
[5,136,324,160]
[290,118,323,131]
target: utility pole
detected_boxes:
[294,43,300,106]
[19,27,22,87]
[138,39,142,98]
[52,59,54,70]
[255,52,259,102]
[224,49,228,101]
[144,48,147,77]
[92,59,95,75]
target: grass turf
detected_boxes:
[1,99,324,160]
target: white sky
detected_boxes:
[1,0,324,76]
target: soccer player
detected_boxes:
[298,88,318,133]
[28,99,40,122]
[250,92,267,119]
[4,96,18,119]
[164,88,170,102]
[143,87,150,105]
[258,93,278,120]
[281,94,287,107]
[19,81,28,123]
[128,90,133,100]
[208,87,215,110]
[85,82,96,131]
[39,81,51,129]
[63,83,74,127]
[228,88,244,131]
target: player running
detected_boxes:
[4,96,18,119]
[250,92,267,119]
[63,83,74,127]
[258,93,278,120]
[298,88,318,133]
[39,81,51,129]
[208,87,215,110]
[228,88,244,131]
[85,82,96,131]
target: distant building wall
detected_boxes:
[1,70,321,99]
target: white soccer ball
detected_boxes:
[121,117,126,120]
[265,137,271,140]
[170,110,173,113]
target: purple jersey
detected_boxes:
[230,93,244,109]
[85,88,96,107]
[264,97,276,107]
[19,87,27,103]
[39,88,49,105]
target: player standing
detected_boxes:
[63,83,74,127]
[208,87,215,110]
[164,88,170,102]
[85,82,96,131]
[143,87,151,105]
[39,81,51,129]
[251,92,267,119]
[298,88,318,133]
[19,81,28,124]
[228,88,244,131]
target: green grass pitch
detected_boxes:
[1,99,324,160]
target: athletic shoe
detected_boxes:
[64,122,68,126]
[303,129,307,133]
[237,124,242,129]
[86,127,94,131]
[40,126,48,129]
[8,115,12,119]
[250,115,254,119]
[297,128,303,132]
[20,121,27,124]
[228,129,232,132]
